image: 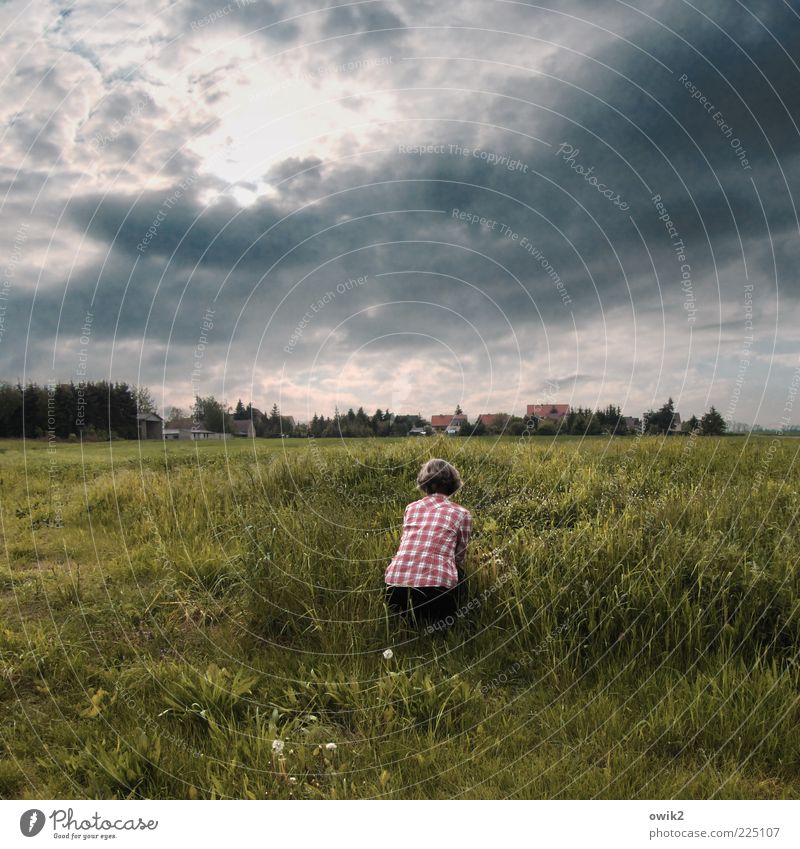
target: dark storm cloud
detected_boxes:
[177,0,406,55]
[60,148,628,319]
[15,132,758,373]
[178,0,299,41]
[309,0,407,59]
[468,0,800,338]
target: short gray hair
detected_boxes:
[416,458,462,495]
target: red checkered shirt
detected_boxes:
[385,493,472,588]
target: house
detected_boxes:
[642,410,684,435]
[188,428,225,440]
[137,412,163,440]
[526,404,570,423]
[477,413,509,429]
[231,419,256,438]
[430,413,468,432]
[623,416,642,433]
[189,428,225,440]
[162,428,225,440]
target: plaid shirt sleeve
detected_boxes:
[385,495,472,588]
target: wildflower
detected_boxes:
[325,742,337,751]
[382,648,393,660]
[272,739,285,755]
[289,777,297,784]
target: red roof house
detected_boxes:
[477,413,510,428]
[526,404,571,421]
[430,413,468,431]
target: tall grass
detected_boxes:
[0,436,797,798]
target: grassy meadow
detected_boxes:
[0,433,798,799]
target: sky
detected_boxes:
[1,0,799,425]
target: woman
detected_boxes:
[385,458,472,627]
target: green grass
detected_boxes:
[0,434,798,799]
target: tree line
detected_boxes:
[0,381,141,440]
[0,382,730,440]
[643,397,727,436]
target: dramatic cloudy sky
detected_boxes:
[1,0,799,424]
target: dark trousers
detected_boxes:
[385,584,458,627]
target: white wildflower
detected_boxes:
[382,648,393,660]
[325,742,337,751]
[289,777,297,784]
[272,739,285,754]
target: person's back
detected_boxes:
[385,458,472,627]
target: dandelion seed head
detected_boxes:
[382,648,393,660]
[272,739,285,754]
